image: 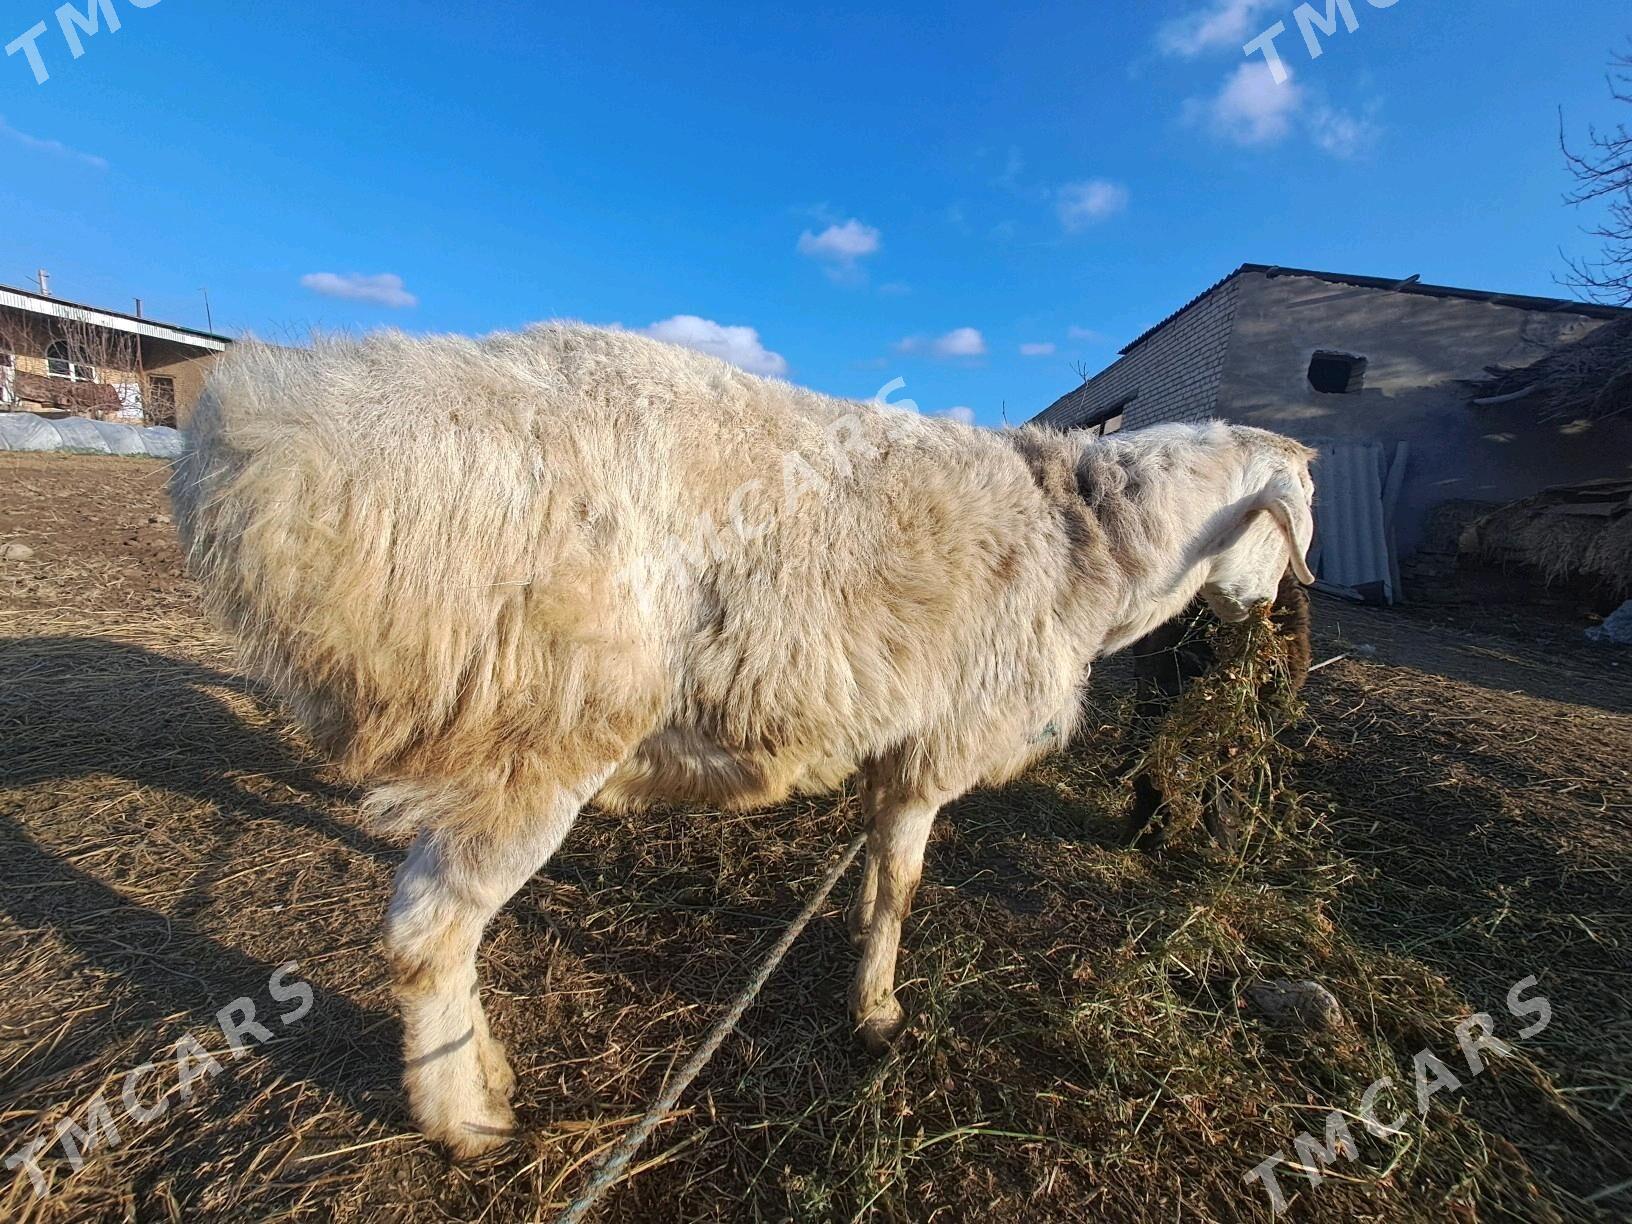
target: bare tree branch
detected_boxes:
[1561,44,1632,303]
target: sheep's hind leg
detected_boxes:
[382,769,609,1159]
[846,834,880,947]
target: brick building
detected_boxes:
[1031,264,1632,600]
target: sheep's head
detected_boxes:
[1199,437,1317,622]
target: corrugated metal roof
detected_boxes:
[1116,267,1247,355]
[1117,264,1631,358]
[0,284,230,349]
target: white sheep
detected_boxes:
[171,324,1315,1157]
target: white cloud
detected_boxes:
[1056,179,1129,231]
[937,406,976,425]
[1309,104,1378,158]
[300,272,418,308]
[0,117,107,169]
[1185,62,1378,156]
[1157,0,1280,58]
[1190,60,1303,146]
[897,326,988,359]
[1160,0,1381,158]
[797,219,882,273]
[642,315,788,377]
[935,327,987,357]
[1019,342,1057,357]
[1068,326,1110,344]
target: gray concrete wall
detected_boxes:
[1213,270,1632,554]
[1033,275,1241,430]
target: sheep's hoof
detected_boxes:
[419,1088,518,1161]
[1122,811,1170,853]
[855,998,907,1055]
[445,1109,517,1161]
[413,1057,519,1161]
[443,1084,519,1161]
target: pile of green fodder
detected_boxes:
[1122,604,1308,844]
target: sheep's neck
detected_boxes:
[1099,563,1210,656]
[1082,451,1231,657]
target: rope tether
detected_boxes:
[551,830,868,1224]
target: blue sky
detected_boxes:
[1,0,1628,424]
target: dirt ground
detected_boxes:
[2,452,1629,1222]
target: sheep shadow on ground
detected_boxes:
[0,635,405,1138]
[0,635,389,868]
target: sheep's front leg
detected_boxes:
[849,794,940,1053]
[382,774,604,1159]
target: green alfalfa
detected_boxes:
[1126,605,1307,841]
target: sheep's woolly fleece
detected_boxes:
[171,323,1314,839]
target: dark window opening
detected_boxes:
[46,340,96,382]
[1082,392,1138,436]
[1308,351,1366,394]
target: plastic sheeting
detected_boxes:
[1587,599,1632,646]
[0,412,182,459]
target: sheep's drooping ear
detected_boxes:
[1261,470,1316,585]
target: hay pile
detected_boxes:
[1123,605,1307,843]
[1461,478,1632,597]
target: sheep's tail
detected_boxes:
[169,337,649,789]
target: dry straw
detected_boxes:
[551,832,866,1224]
